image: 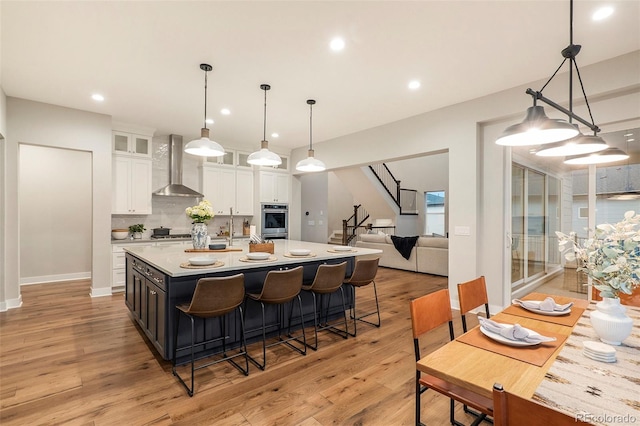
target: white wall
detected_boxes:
[299,172,329,243]
[19,145,92,284]
[4,98,112,306]
[1,87,7,310]
[290,51,640,309]
[327,172,355,238]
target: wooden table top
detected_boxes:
[416,293,587,400]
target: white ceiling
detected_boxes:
[2,1,639,153]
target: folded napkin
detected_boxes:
[478,317,556,344]
[512,297,573,312]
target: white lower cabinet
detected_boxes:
[112,240,190,291]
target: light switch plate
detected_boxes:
[308,220,315,226]
[454,226,470,236]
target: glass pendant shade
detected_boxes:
[296,149,326,172]
[564,147,629,165]
[184,128,225,157]
[496,106,579,146]
[535,130,609,157]
[247,140,282,166]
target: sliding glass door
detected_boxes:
[511,164,560,288]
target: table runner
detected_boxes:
[533,305,640,425]
[502,293,588,327]
[457,326,567,367]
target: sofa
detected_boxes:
[355,233,448,276]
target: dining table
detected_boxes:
[416,292,640,425]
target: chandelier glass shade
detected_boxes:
[496,106,579,146]
[184,63,225,157]
[564,147,629,165]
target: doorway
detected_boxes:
[19,145,92,285]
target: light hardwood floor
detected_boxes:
[1,268,487,426]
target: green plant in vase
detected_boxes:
[128,224,146,239]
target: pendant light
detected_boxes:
[296,99,326,172]
[564,147,629,165]
[184,64,225,157]
[247,84,282,166]
[496,0,612,158]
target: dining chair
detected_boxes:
[457,276,491,333]
[301,261,349,350]
[492,383,588,425]
[343,257,381,337]
[244,266,306,370]
[410,289,493,426]
[172,274,249,397]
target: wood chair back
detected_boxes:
[492,383,586,425]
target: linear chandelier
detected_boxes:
[495,0,627,165]
[184,64,225,157]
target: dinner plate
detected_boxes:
[246,252,271,260]
[513,300,571,316]
[189,256,217,266]
[479,325,542,347]
[332,246,352,252]
[582,350,616,363]
[289,249,311,256]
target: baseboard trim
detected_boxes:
[90,286,112,298]
[21,272,91,286]
[0,295,23,312]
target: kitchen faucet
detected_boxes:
[228,207,234,247]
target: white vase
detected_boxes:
[589,297,633,345]
[191,223,208,249]
[132,232,142,239]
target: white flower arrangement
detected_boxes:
[185,200,214,223]
[556,210,640,299]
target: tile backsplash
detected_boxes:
[111,135,254,238]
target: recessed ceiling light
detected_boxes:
[408,80,421,90]
[205,118,214,125]
[592,6,613,21]
[271,133,279,138]
[91,93,104,102]
[330,37,345,51]
[221,108,230,115]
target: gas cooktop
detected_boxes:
[151,234,191,239]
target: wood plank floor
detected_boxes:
[0,268,484,425]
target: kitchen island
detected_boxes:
[124,240,382,360]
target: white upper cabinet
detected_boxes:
[259,171,289,203]
[201,165,254,216]
[112,156,152,214]
[112,131,152,158]
[204,150,234,166]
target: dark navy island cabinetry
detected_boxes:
[124,241,381,361]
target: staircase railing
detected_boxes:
[369,163,418,214]
[342,204,370,246]
[369,163,400,208]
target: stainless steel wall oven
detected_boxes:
[261,203,288,239]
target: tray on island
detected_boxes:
[184,247,243,252]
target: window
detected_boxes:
[425,191,446,236]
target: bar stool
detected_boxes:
[301,261,349,350]
[343,257,380,337]
[245,266,306,370]
[172,273,248,397]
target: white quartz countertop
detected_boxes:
[124,240,382,277]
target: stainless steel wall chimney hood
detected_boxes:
[153,135,204,197]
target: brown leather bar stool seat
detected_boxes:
[343,257,381,336]
[301,261,349,350]
[172,273,248,397]
[245,266,306,370]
